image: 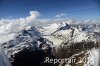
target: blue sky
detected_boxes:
[0,0,100,19]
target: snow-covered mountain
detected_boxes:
[41,22,100,43]
[1,26,55,64]
[0,21,100,66]
[39,22,100,66]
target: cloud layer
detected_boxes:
[0,10,99,43]
[0,11,40,43]
[55,13,66,18]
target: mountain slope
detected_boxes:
[1,26,55,64]
[39,22,100,66]
[1,22,100,66]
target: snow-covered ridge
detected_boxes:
[40,22,100,43]
[39,22,100,66]
[1,26,54,63]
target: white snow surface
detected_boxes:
[42,23,60,35]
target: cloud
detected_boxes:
[25,11,40,22]
[0,11,40,43]
[0,11,40,35]
[19,11,40,23]
[55,13,66,18]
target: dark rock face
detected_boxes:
[12,48,46,66]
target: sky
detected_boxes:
[0,0,100,20]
